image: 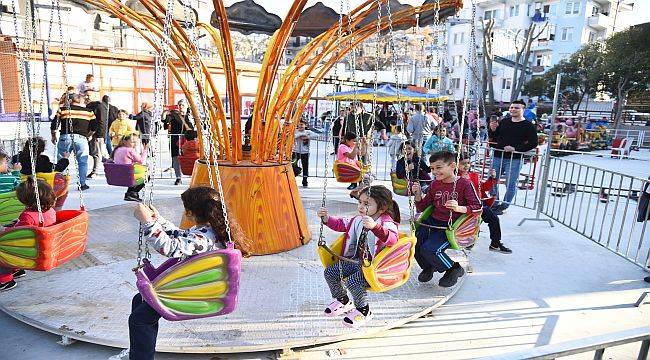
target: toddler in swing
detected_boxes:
[127,186,251,360]
[318,185,400,328]
[412,151,481,287]
[0,178,56,291]
[111,133,148,202]
[337,131,365,190]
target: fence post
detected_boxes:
[518,74,562,227]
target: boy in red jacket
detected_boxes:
[458,154,512,254]
[412,151,481,287]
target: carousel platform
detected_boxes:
[0,197,466,353]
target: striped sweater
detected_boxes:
[51,104,97,137]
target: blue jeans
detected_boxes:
[491,155,522,208]
[105,136,113,155]
[129,293,160,360]
[57,134,89,186]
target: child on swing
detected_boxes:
[412,151,481,287]
[457,153,512,254]
[0,178,56,291]
[337,132,366,190]
[127,186,252,360]
[111,134,148,202]
[317,185,400,328]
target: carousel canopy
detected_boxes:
[326,83,447,103]
[213,0,460,37]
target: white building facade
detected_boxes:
[427,0,634,102]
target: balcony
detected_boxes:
[588,13,613,30]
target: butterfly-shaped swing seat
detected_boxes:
[318,233,416,293]
[20,172,70,198]
[415,205,483,250]
[0,191,24,226]
[104,161,147,187]
[178,154,198,176]
[390,172,409,196]
[135,245,242,321]
[0,209,88,271]
[332,161,370,183]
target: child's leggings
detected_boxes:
[415,218,453,273]
[129,293,161,360]
[324,261,369,308]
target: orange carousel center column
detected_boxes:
[180,159,312,255]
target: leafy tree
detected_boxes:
[522,76,548,99]
[601,23,650,126]
[522,42,604,115]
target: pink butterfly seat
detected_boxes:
[318,233,416,293]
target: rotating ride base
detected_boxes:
[0,198,467,354]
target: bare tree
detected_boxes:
[481,19,495,105]
[510,21,548,101]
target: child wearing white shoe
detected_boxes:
[318,185,399,328]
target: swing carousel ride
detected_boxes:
[0,0,479,354]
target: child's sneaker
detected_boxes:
[489,243,512,254]
[438,263,465,288]
[418,267,434,282]
[0,280,17,291]
[342,308,373,329]
[12,269,26,278]
[324,299,354,317]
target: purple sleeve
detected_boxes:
[415,185,435,212]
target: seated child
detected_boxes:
[0,151,21,194]
[412,151,481,287]
[422,125,455,155]
[181,130,199,157]
[128,186,251,360]
[18,137,70,210]
[395,140,432,191]
[111,134,148,202]
[317,185,399,328]
[0,178,57,291]
[457,154,512,254]
[337,132,365,190]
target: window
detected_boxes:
[450,78,461,89]
[591,6,600,16]
[423,78,438,89]
[561,27,574,41]
[588,31,596,43]
[452,55,463,67]
[453,32,465,45]
[535,54,550,66]
[484,9,500,20]
[565,1,580,15]
[501,78,512,90]
[509,5,519,17]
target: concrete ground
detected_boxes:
[2,171,649,359]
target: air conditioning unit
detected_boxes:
[446,89,454,95]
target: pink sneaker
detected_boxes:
[342,308,373,329]
[324,299,354,317]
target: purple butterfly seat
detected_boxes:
[135,245,242,321]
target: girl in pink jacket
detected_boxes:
[317,185,400,328]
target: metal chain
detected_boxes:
[386,0,415,231]
[364,0,382,184]
[53,0,83,209]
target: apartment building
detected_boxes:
[433,0,634,102]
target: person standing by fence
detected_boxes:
[489,100,538,214]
